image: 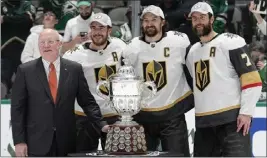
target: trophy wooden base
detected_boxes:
[104,124,147,155]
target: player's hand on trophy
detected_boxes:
[15,143,28,157]
[102,125,110,133]
[236,114,252,136]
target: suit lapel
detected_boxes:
[36,58,54,103]
[56,58,69,104]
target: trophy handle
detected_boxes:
[96,81,110,100]
[141,81,157,108]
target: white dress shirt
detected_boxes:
[42,57,60,86]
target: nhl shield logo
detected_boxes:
[143,60,167,92]
[94,65,116,95]
[194,60,210,91]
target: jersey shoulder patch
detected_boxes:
[220,33,246,50]
[129,36,141,47]
[110,37,126,47]
[167,31,190,48]
[188,42,201,56]
[66,45,84,54]
[63,45,87,63]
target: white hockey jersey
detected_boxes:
[63,37,126,118]
[123,31,194,123]
[186,33,262,127]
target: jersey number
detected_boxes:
[241,53,252,66]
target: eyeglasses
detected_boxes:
[39,40,59,46]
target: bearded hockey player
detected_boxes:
[186,2,262,156]
[122,5,194,156]
[63,13,126,151]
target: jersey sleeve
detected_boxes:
[226,33,262,116]
[62,46,84,64]
[122,38,139,66]
[169,31,191,64]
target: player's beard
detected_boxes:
[193,21,212,37]
[92,34,108,46]
[80,12,92,20]
[143,26,160,37]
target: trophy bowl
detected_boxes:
[96,59,157,155]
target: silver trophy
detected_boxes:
[96,59,157,154]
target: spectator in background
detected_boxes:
[1,0,35,98]
[159,0,185,31]
[112,5,133,42]
[249,0,266,35]
[61,0,94,53]
[40,0,79,36]
[209,0,228,34]
[249,41,267,92]
[159,0,180,13]
[39,0,96,36]
[21,9,63,63]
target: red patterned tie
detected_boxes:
[49,63,57,103]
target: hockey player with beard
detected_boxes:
[63,13,126,151]
[122,5,194,156]
[186,2,262,157]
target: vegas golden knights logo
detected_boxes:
[94,65,116,95]
[194,60,210,91]
[143,60,167,91]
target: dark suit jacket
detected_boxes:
[11,57,103,156]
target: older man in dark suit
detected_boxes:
[11,29,107,157]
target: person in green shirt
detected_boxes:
[209,0,228,34]
[249,41,267,92]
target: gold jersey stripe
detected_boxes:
[74,111,118,118]
[141,91,193,112]
[195,104,240,116]
[240,71,262,88]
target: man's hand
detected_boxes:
[74,35,88,44]
[101,125,110,133]
[237,114,252,136]
[249,1,256,13]
[257,61,266,70]
[15,143,28,157]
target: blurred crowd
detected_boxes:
[1,0,266,99]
